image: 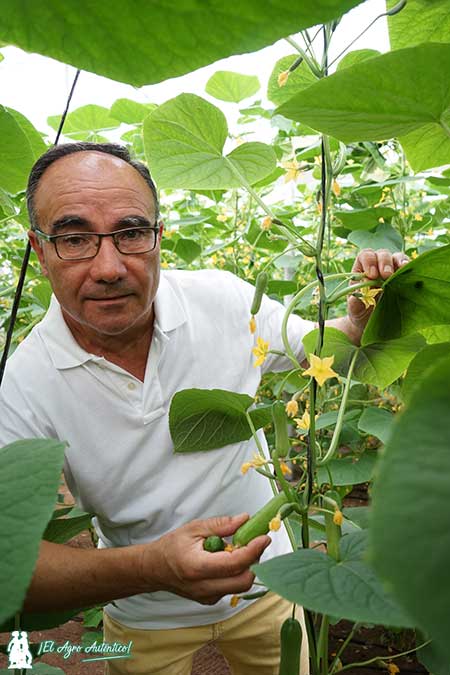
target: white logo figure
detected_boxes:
[7,630,33,669]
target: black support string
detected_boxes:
[0,69,81,387]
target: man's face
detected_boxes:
[29,151,162,343]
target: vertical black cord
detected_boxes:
[0,69,81,386]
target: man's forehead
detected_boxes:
[40,150,141,182]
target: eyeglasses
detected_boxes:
[34,226,160,261]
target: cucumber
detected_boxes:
[203,535,226,552]
[279,616,302,675]
[232,492,290,547]
[250,272,268,316]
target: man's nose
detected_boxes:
[89,237,127,283]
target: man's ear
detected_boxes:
[157,220,164,242]
[28,230,49,277]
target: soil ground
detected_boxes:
[0,483,428,675]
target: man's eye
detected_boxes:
[118,229,144,241]
[61,235,90,247]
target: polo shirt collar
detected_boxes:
[39,272,186,370]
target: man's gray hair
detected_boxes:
[26,142,160,230]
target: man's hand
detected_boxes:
[347,248,409,335]
[139,513,271,605]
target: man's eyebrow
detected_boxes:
[49,215,155,234]
[50,216,90,234]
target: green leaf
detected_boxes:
[336,49,380,71]
[343,506,371,529]
[276,44,450,171]
[370,354,450,658]
[334,207,396,231]
[317,451,378,486]
[387,0,450,50]
[110,98,157,124]
[48,104,121,140]
[0,439,66,624]
[0,1,365,86]
[206,71,260,103]
[267,55,318,106]
[420,324,450,344]
[362,244,450,344]
[303,328,423,389]
[173,237,202,264]
[144,94,276,189]
[402,342,450,404]
[169,388,268,453]
[253,530,414,626]
[358,407,394,444]
[6,107,47,160]
[43,512,93,544]
[0,106,40,194]
[348,223,403,252]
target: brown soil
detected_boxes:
[0,482,427,675]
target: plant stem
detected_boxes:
[317,614,330,674]
[317,349,358,466]
[328,623,360,674]
[333,639,432,673]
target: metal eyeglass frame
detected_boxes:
[33,225,160,260]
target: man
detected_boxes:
[0,143,408,675]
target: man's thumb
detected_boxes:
[202,513,250,538]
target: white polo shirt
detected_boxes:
[0,269,313,629]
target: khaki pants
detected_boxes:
[103,591,309,675]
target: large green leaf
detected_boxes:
[253,531,414,626]
[0,106,41,194]
[358,407,394,444]
[348,223,403,252]
[0,1,365,86]
[267,55,318,106]
[401,342,450,403]
[110,98,157,124]
[48,104,121,141]
[387,0,450,50]
[276,44,450,171]
[361,244,450,344]
[144,93,276,189]
[334,207,396,232]
[7,107,47,160]
[206,71,260,103]
[43,512,93,544]
[317,451,378,486]
[169,388,271,453]
[0,439,66,623]
[370,354,450,658]
[303,328,423,389]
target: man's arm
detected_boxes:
[23,513,270,612]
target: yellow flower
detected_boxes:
[387,664,400,675]
[252,337,270,367]
[294,410,311,433]
[332,179,341,197]
[240,462,253,475]
[225,544,236,553]
[303,354,338,387]
[261,216,272,230]
[278,70,290,87]
[161,261,169,269]
[216,213,229,222]
[249,316,256,334]
[411,250,418,259]
[230,595,240,607]
[359,286,383,309]
[282,160,301,183]
[414,214,423,221]
[378,217,385,223]
[333,509,343,526]
[269,513,282,531]
[285,399,299,417]
[241,452,268,475]
[280,461,292,476]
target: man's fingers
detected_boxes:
[393,252,409,269]
[191,513,250,539]
[198,534,272,580]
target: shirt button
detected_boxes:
[127,382,137,391]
